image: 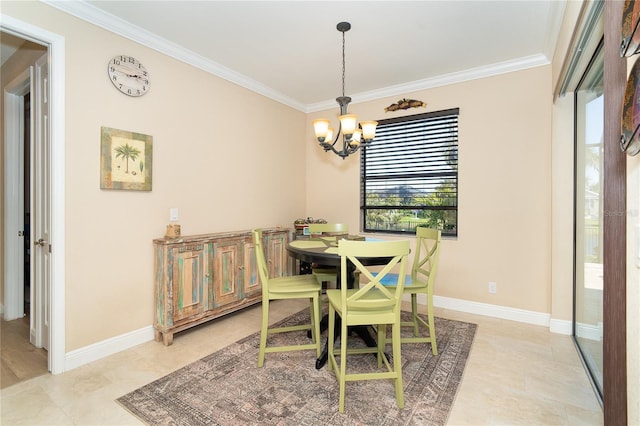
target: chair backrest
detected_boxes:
[252,229,270,295]
[411,227,441,288]
[338,240,410,315]
[307,223,348,236]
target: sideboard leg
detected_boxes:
[162,332,174,346]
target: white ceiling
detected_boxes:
[23,1,566,112]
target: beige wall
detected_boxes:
[307,66,553,314]
[2,2,307,351]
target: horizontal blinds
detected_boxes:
[362,110,458,208]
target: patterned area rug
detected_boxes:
[117,310,476,425]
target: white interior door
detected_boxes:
[3,68,30,322]
[32,53,50,350]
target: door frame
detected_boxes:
[603,1,628,423]
[2,15,66,374]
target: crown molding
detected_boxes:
[306,54,550,113]
[42,0,551,115]
[40,0,306,111]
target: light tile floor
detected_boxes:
[0,300,603,425]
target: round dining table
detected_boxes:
[286,237,391,369]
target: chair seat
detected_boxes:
[327,289,397,325]
[312,266,338,275]
[374,273,428,288]
[269,274,320,293]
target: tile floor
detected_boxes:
[1,317,48,389]
[0,300,603,425]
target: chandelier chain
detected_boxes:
[341,30,346,97]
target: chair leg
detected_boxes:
[308,298,317,343]
[411,294,420,336]
[427,295,438,356]
[377,324,386,368]
[311,295,321,358]
[328,304,335,372]
[392,321,405,409]
[258,299,269,367]
[339,317,348,413]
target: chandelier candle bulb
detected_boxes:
[325,128,334,143]
[361,121,379,141]
[312,119,329,141]
[339,114,358,137]
[351,130,362,145]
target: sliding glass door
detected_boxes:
[574,41,603,400]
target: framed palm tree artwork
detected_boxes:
[100,126,153,191]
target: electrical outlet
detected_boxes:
[169,207,179,222]
[488,282,497,294]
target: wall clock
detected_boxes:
[107,55,150,97]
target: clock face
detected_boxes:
[108,55,150,97]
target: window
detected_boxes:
[360,108,459,236]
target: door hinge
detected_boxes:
[18,230,24,237]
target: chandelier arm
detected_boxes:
[331,122,342,148]
[321,141,347,158]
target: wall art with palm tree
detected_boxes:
[100,126,153,191]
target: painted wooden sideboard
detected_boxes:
[153,228,294,345]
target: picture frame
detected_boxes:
[100,126,153,191]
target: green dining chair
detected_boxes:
[377,227,441,355]
[307,223,348,286]
[326,239,410,413]
[252,229,322,367]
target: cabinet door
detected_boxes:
[213,238,242,306]
[171,243,210,322]
[243,238,261,298]
[266,231,289,278]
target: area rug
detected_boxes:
[117,310,476,425]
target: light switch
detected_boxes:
[169,208,179,222]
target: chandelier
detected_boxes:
[312,22,378,159]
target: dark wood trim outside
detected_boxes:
[603,1,627,424]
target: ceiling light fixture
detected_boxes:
[312,22,378,159]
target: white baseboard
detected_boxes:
[61,296,573,372]
[549,318,573,335]
[408,294,572,334]
[64,325,155,371]
[575,321,603,341]
[433,295,551,327]
[434,296,573,336]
